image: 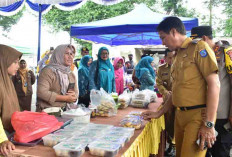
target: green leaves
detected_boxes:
[0,6,24,32]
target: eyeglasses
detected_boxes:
[101,53,109,56]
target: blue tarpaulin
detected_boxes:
[70,4,198,46]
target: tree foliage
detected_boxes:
[161,0,197,17]
[220,0,232,36]
[0,7,24,32]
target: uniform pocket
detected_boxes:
[182,60,198,82]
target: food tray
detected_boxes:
[9,133,42,147]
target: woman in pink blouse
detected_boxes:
[113,57,124,95]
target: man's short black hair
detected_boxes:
[157,16,186,35]
[191,26,213,39]
[20,59,26,63]
[128,54,133,56]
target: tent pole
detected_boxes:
[37,4,42,64]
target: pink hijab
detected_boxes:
[113,57,124,95]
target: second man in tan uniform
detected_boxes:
[156,49,175,156]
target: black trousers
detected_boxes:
[206,119,232,157]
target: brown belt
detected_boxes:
[177,104,206,111]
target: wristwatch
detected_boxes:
[205,121,214,129]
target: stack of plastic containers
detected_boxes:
[42,121,135,157]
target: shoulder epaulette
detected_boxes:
[192,38,202,44]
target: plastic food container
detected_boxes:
[53,142,85,157]
[87,123,113,130]
[97,136,127,147]
[42,134,70,147]
[53,129,77,136]
[104,131,132,142]
[74,131,100,138]
[111,127,135,137]
[62,108,91,123]
[88,141,121,157]
[64,123,89,131]
[67,137,94,148]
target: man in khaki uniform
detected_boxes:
[156,49,175,156]
[191,26,232,157]
[142,17,220,157]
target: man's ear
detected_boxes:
[202,35,207,41]
[170,28,177,37]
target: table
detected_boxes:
[11,98,165,157]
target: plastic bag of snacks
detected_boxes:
[142,89,157,102]
[96,88,117,117]
[120,114,143,130]
[131,89,150,108]
[118,90,131,109]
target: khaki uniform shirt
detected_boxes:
[156,63,172,99]
[171,38,218,107]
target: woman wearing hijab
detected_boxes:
[12,59,36,111]
[135,56,155,91]
[36,44,78,112]
[78,55,93,107]
[113,57,124,95]
[0,44,22,134]
[89,47,116,93]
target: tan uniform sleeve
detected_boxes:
[37,68,58,104]
[156,67,169,96]
[0,119,8,143]
[195,41,218,79]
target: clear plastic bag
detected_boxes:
[131,89,150,108]
[96,88,117,117]
[62,107,91,123]
[118,90,131,109]
[90,89,102,106]
[120,115,143,130]
[142,89,157,103]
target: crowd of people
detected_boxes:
[0,16,232,157]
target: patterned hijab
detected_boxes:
[135,56,155,79]
[47,44,76,95]
[79,55,92,77]
[0,44,22,133]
